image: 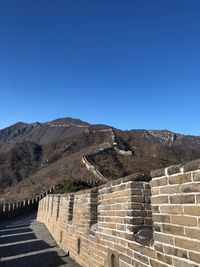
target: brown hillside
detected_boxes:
[0,117,200,204]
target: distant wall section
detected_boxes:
[0,187,55,220]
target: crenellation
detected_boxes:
[0,186,55,220]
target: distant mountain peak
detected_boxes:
[48,117,90,126]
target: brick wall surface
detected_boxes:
[37,159,200,267]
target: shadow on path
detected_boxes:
[0,212,80,267]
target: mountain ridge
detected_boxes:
[1,117,200,204]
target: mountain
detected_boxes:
[0,117,200,204]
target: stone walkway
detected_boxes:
[0,212,80,267]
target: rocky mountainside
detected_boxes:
[0,117,200,204]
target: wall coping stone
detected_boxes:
[151,158,200,178]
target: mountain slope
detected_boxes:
[0,118,200,204]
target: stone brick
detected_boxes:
[152,205,160,213]
[154,242,164,253]
[151,196,169,204]
[169,194,195,204]
[132,259,149,267]
[175,236,200,252]
[193,171,200,181]
[170,215,197,227]
[150,168,166,178]
[168,173,191,185]
[152,214,171,223]
[131,189,143,195]
[150,259,169,267]
[160,185,180,195]
[153,232,174,245]
[163,245,188,259]
[184,159,200,172]
[160,205,183,214]
[188,252,200,264]
[184,206,200,216]
[151,177,168,187]
[127,242,140,252]
[120,253,132,264]
[151,188,160,196]
[185,228,200,240]
[173,258,199,267]
[134,252,149,265]
[167,164,182,175]
[181,183,200,193]
[156,252,172,265]
[144,218,152,225]
[162,224,184,236]
[140,246,156,259]
[153,223,161,232]
[131,196,145,203]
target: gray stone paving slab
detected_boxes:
[0,212,80,267]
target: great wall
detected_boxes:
[0,187,55,219]
[1,123,200,266]
[37,158,200,267]
[81,128,133,181]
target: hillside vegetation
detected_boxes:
[0,117,200,203]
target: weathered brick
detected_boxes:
[162,224,184,236]
[153,232,174,245]
[153,223,161,232]
[98,222,116,229]
[150,168,166,178]
[140,246,156,258]
[170,215,197,227]
[144,218,152,225]
[184,206,200,216]
[185,228,200,240]
[132,259,149,267]
[151,196,169,204]
[150,259,169,267]
[154,242,164,253]
[168,173,191,185]
[188,252,200,264]
[152,214,170,223]
[173,258,199,267]
[160,205,183,214]
[134,252,149,265]
[151,177,168,187]
[167,164,182,175]
[163,245,188,259]
[160,185,180,195]
[152,205,160,213]
[156,252,172,265]
[169,194,195,204]
[151,188,160,196]
[181,183,200,193]
[184,159,200,172]
[175,236,200,252]
[193,171,200,181]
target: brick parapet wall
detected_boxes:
[37,159,200,267]
[150,159,200,267]
[0,187,55,219]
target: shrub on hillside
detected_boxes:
[54,179,92,194]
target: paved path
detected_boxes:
[0,212,80,267]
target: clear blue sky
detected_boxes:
[0,0,199,135]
